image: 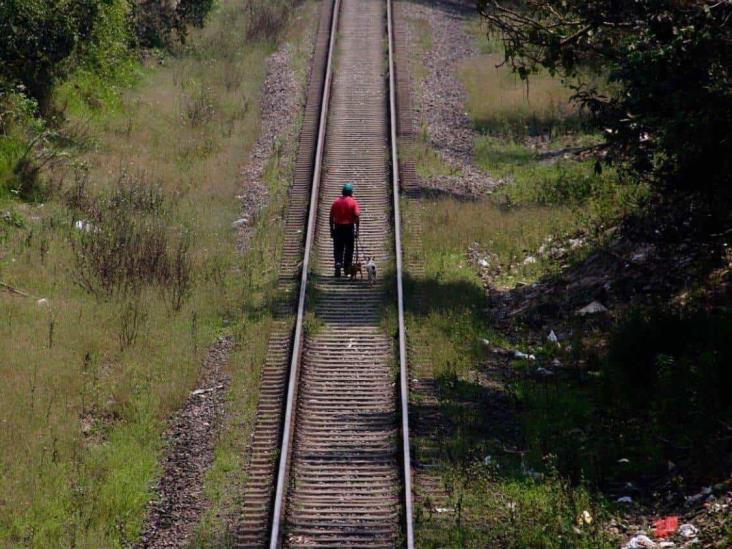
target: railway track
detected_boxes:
[235,0,414,547]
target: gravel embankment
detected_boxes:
[138,39,304,548]
[409,0,500,196]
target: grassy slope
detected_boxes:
[408,11,732,549]
[403,13,640,549]
[189,4,319,545]
[0,1,316,547]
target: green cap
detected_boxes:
[342,183,354,195]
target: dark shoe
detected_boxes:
[335,263,342,278]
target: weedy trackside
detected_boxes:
[0,0,311,546]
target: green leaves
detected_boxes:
[479,0,732,195]
[0,0,105,110]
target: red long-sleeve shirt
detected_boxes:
[330,196,361,225]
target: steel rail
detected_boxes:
[387,0,415,546]
[267,0,414,545]
[268,0,341,546]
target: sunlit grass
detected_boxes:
[459,54,580,138]
[0,0,316,546]
[400,137,460,179]
[401,11,640,548]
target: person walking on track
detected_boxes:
[329,182,361,277]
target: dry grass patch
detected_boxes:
[459,54,578,138]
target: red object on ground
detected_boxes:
[653,516,679,538]
[330,196,361,225]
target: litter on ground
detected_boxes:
[652,516,678,538]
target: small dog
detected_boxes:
[344,261,363,280]
[365,257,377,286]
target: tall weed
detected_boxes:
[246,0,296,41]
[68,171,192,306]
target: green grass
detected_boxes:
[189,150,296,546]
[419,197,580,286]
[465,19,503,55]
[403,198,618,547]
[401,12,643,547]
[181,3,320,544]
[401,137,461,179]
[527,309,732,484]
[459,54,582,138]
[417,470,615,549]
[0,0,314,546]
[398,14,432,87]
[405,10,732,547]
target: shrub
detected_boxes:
[603,309,732,439]
[133,0,183,48]
[177,0,215,27]
[519,307,732,485]
[179,80,216,128]
[133,0,216,48]
[479,1,732,196]
[69,171,193,306]
[0,0,103,112]
[246,0,294,41]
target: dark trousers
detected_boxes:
[332,223,355,268]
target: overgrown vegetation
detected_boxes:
[402,10,646,547]
[0,0,218,202]
[68,172,192,307]
[519,309,732,488]
[408,5,732,547]
[478,0,732,196]
[0,0,307,546]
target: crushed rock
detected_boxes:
[138,33,310,548]
[407,1,500,197]
[136,337,233,548]
[236,43,301,252]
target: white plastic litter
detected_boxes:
[74,220,93,232]
[36,298,49,307]
[616,496,633,504]
[678,524,698,539]
[547,330,559,344]
[577,510,592,525]
[478,258,490,268]
[514,350,536,361]
[623,534,656,549]
[577,300,609,315]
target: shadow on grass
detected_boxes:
[404,185,487,202]
[403,272,486,316]
[405,209,732,501]
[403,272,526,476]
[484,213,732,492]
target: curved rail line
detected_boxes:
[236,0,413,546]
